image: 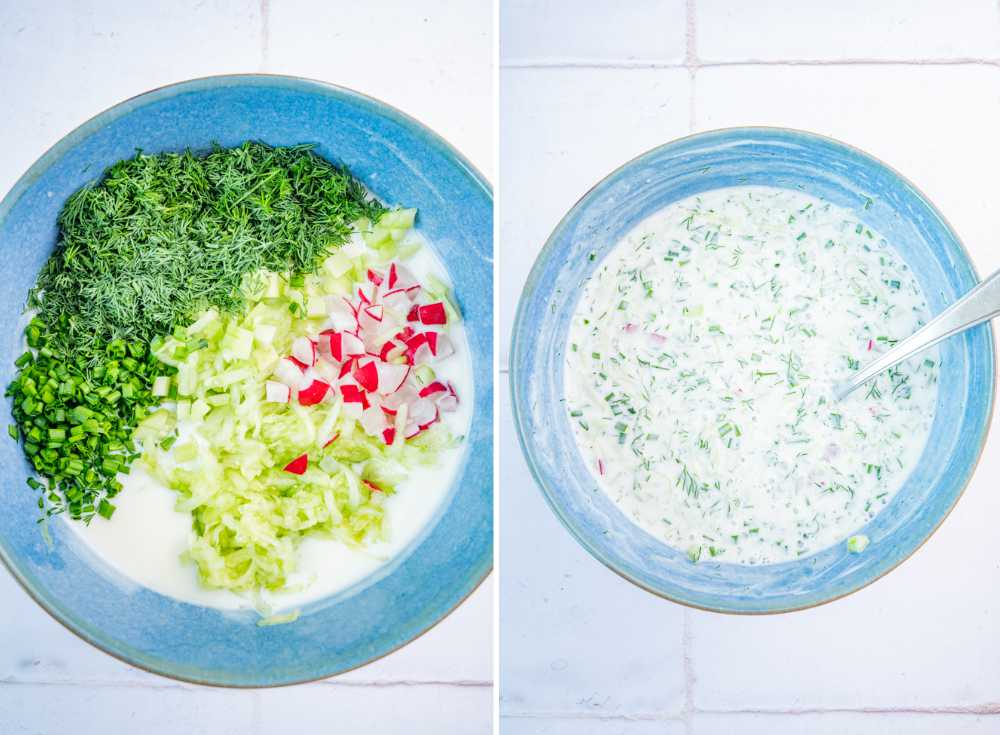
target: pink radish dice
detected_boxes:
[376,361,410,395]
[367,268,384,286]
[326,296,358,331]
[283,454,308,475]
[388,262,418,291]
[291,336,317,366]
[382,288,410,312]
[298,379,330,406]
[418,381,448,399]
[419,302,447,326]
[352,359,379,392]
[431,333,454,360]
[409,397,437,427]
[342,331,365,357]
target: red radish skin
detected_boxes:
[353,360,379,392]
[288,356,308,371]
[406,305,420,322]
[419,302,447,325]
[382,427,396,445]
[367,268,384,286]
[283,454,309,475]
[419,381,448,398]
[363,479,384,493]
[323,432,340,448]
[298,379,330,406]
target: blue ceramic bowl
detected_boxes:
[511,127,994,614]
[0,75,492,684]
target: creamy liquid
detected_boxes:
[565,187,939,564]
[68,243,474,611]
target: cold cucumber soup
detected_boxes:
[564,187,939,565]
[8,144,471,620]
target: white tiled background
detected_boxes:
[500,1,1000,733]
[0,2,492,733]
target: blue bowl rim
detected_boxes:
[509,125,996,615]
[0,73,494,685]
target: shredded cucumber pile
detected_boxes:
[134,214,457,594]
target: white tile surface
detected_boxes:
[257,683,492,733]
[0,0,262,199]
[499,67,691,367]
[0,1,492,731]
[692,713,1000,735]
[500,0,686,63]
[0,684,256,735]
[696,0,1000,62]
[499,376,686,718]
[503,716,686,734]
[695,65,1000,270]
[268,0,493,178]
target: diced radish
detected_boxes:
[419,302,447,326]
[379,340,399,362]
[342,331,365,356]
[624,323,638,334]
[353,359,379,392]
[363,479,384,493]
[647,332,667,347]
[412,340,434,365]
[376,362,410,394]
[298,379,330,406]
[288,356,308,371]
[388,262,418,290]
[404,284,421,301]
[420,408,440,431]
[381,404,398,417]
[360,406,387,437]
[283,454,308,475]
[274,357,305,387]
[419,381,448,399]
[340,384,367,404]
[367,268,384,286]
[382,288,410,311]
[395,326,415,342]
[326,296,358,331]
[322,432,340,448]
[316,330,340,364]
[265,380,291,403]
[409,397,437,426]
[867,339,873,351]
[597,458,605,476]
[406,304,420,322]
[382,385,418,413]
[434,381,458,412]
[357,283,378,306]
[382,427,396,445]
[364,304,384,322]
[338,359,355,380]
[437,393,459,412]
[431,333,454,360]
[292,336,317,366]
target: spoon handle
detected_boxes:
[834,267,1000,400]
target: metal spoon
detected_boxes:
[834,268,1000,401]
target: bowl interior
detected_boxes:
[0,75,493,684]
[511,128,993,613]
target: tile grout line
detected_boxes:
[683,5,698,733]
[501,704,1000,720]
[258,0,270,71]
[685,0,698,133]
[500,57,1000,70]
